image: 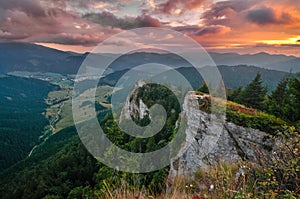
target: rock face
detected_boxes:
[121,80,149,121]
[169,92,274,179]
[121,82,274,178]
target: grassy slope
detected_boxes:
[195,91,286,135]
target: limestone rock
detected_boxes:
[169,92,274,179]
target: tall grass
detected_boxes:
[92,127,299,199]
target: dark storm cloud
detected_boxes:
[83,12,161,29]
[246,7,276,25]
[246,7,293,25]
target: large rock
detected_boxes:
[169,92,274,179]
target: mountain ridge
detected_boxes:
[0,42,299,74]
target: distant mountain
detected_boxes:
[210,52,300,73]
[100,65,290,92]
[270,57,300,73]
[218,65,290,91]
[0,42,299,74]
[0,42,86,75]
[85,51,300,73]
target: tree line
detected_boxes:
[198,72,300,125]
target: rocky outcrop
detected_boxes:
[121,80,149,121]
[169,92,274,179]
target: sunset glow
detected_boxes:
[257,36,300,45]
[0,0,299,56]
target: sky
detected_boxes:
[0,0,300,56]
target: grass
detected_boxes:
[195,91,286,135]
[46,88,73,133]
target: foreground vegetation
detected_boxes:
[1,125,297,198]
[101,126,299,199]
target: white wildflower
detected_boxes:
[209,184,214,191]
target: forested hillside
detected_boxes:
[0,84,182,198]
[0,76,57,171]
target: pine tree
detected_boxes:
[197,83,209,94]
[267,78,288,119]
[285,77,300,123]
[228,86,243,103]
[267,75,300,123]
[240,73,267,110]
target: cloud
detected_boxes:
[194,25,231,36]
[246,7,276,25]
[174,25,231,36]
[83,12,162,29]
[279,44,300,47]
[246,7,293,25]
[198,0,300,40]
[157,0,206,14]
[61,0,137,16]
[0,0,48,18]
[201,0,300,27]
[201,0,260,27]
[0,0,121,46]
[0,29,28,40]
[25,11,121,46]
[34,32,106,46]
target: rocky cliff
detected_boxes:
[121,81,275,178]
[169,92,274,179]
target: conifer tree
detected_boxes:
[197,82,209,94]
[285,77,300,122]
[228,86,243,103]
[267,75,300,123]
[240,73,267,110]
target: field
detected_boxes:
[46,85,113,134]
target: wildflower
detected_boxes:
[209,184,214,191]
[236,167,245,178]
[239,168,245,176]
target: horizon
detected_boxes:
[0,0,299,56]
[4,41,297,58]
